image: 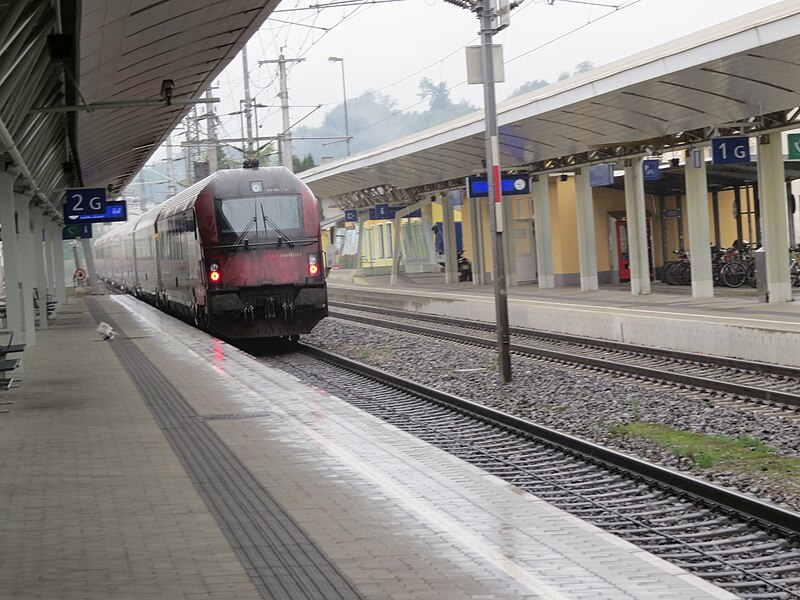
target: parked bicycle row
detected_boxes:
[662,243,800,288]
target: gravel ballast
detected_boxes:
[289,318,800,512]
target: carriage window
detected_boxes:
[217,194,303,244]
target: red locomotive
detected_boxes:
[94,165,328,340]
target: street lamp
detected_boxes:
[328,56,351,156]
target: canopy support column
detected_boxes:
[0,173,22,336]
[532,175,554,289]
[684,150,713,298]
[624,157,651,295]
[757,134,792,302]
[575,169,598,291]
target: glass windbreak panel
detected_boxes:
[217,194,303,244]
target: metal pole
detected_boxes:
[260,56,305,170]
[242,46,254,158]
[206,89,218,173]
[479,0,511,383]
[165,135,177,197]
[340,61,351,156]
[278,55,293,170]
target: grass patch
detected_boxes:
[611,422,800,478]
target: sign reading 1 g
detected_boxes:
[64,187,107,221]
[712,137,751,164]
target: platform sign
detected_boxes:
[74,200,127,223]
[344,209,358,223]
[467,173,530,198]
[62,223,92,239]
[712,137,750,164]
[788,134,800,160]
[64,187,107,221]
[589,164,614,187]
[374,203,390,219]
[643,160,661,181]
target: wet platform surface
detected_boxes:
[328,272,800,367]
[0,293,735,599]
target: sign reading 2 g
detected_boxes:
[64,188,107,221]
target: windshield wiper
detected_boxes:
[261,205,294,247]
[233,216,256,248]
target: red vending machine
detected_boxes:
[616,219,654,282]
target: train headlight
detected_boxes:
[209,262,221,283]
[308,255,320,277]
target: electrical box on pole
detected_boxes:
[466,45,505,84]
[494,0,511,30]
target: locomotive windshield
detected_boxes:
[216,194,304,246]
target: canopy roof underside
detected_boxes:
[301,1,800,204]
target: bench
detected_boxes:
[33,289,57,318]
[0,333,24,391]
[0,358,21,389]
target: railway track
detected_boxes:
[275,344,800,600]
[329,301,800,414]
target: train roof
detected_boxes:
[95,167,310,246]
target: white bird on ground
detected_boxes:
[96,322,117,340]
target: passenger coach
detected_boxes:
[95,165,328,340]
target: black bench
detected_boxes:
[33,289,57,318]
[0,358,21,389]
[0,333,24,390]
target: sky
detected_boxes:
[150,0,785,167]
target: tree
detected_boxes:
[293,153,316,173]
[418,77,452,112]
[574,60,594,75]
[507,79,550,99]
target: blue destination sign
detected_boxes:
[712,137,751,164]
[467,174,530,198]
[589,164,614,187]
[344,209,358,223]
[74,200,127,223]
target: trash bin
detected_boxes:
[754,246,768,302]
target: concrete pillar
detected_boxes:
[532,175,555,289]
[470,196,486,285]
[15,195,36,346]
[503,194,517,287]
[53,222,66,304]
[82,237,100,295]
[684,150,713,298]
[31,207,49,328]
[390,211,402,285]
[0,173,22,336]
[574,169,598,291]
[623,157,651,295]
[354,213,366,276]
[442,192,458,283]
[757,134,792,302]
[45,219,57,305]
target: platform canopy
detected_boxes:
[0,0,278,220]
[301,1,800,205]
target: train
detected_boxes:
[94,164,328,340]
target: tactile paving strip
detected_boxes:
[86,299,363,600]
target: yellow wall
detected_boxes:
[545,178,752,278]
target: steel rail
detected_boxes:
[331,300,800,378]
[329,304,800,407]
[299,342,800,538]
